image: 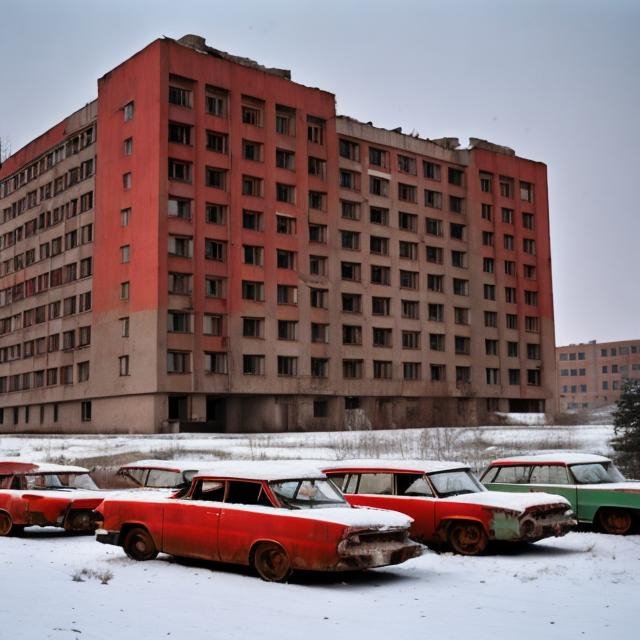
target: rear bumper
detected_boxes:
[336,540,422,571]
[96,529,120,546]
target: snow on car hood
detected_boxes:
[445,491,571,513]
[578,482,640,493]
[278,506,413,530]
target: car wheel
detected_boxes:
[0,512,14,536]
[448,522,488,556]
[252,542,292,582]
[123,527,158,561]
[598,508,633,535]
[66,509,95,532]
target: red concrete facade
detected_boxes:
[557,340,640,411]
[0,35,556,433]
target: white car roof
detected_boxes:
[321,458,469,474]
[195,460,328,482]
[0,459,89,474]
[118,459,203,473]
[489,453,611,465]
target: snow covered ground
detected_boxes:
[0,529,636,640]
[1,423,634,639]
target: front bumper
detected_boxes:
[96,529,120,546]
[336,539,422,570]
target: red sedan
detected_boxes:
[323,460,576,555]
[0,460,104,535]
[95,461,421,581]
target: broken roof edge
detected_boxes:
[336,115,519,159]
[173,34,292,80]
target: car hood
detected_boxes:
[444,491,571,513]
[5,489,105,499]
[281,506,413,530]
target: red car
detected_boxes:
[323,460,576,555]
[95,461,421,581]
[117,459,201,489]
[0,460,104,535]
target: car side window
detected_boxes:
[192,480,225,501]
[226,481,273,507]
[357,473,393,495]
[328,474,346,491]
[120,468,149,486]
[530,465,569,484]
[493,465,531,484]
[344,474,359,494]
[396,473,433,496]
[146,469,182,488]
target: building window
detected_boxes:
[398,212,417,232]
[506,314,518,330]
[243,245,264,266]
[120,245,130,264]
[484,284,496,300]
[369,176,389,197]
[241,96,264,127]
[341,261,361,281]
[341,230,360,250]
[205,239,226,261]
[424,161,441,180]
[206,167,227,190]
[168,235,192,257]
[502,207,514,224]
[340,139,360,161]
[399,270,418,290]
[522,212,535,229]
[343,359,364,379]
[168,159,191,182]
[205,85,228,117]
[479,172,492,192]
[168,272,192,295]
[243,209,263,230]
[206,353,228,375]
[370,207,389,226]
[505,260,516,276]
[499,176,514,198]
[276,148,295,170]
[523,238,536,255]
[310,288,328,309]
[430,364,446,381]
[428,303,444,322]
[481,203,492,220]
[425,189,443,209]
[369,147,388,168]
[520,181,534,202]
[453,278,469,296]
[243,355,265,375]
[205,203,226,224]
[169,84,192,108]
[370,265,391,286]
[242,280,264,301]
[505,287,517,304]
[426,217,443,236]
[123,101,134,121]
[205,277,225,298]
[277,320,297,341]
[308,157,326,179]
[168,311,191,333]
[310,357,328,381]
[427,274,444,292]
[482,231,494,246]
[120,282,129,300]
[342,325,362,345]
[508,369,521,385]
[277,284,297,305]
[311,323,329,343]
[276,105,296,136]
[243,139,263,162]
[398,183,417,203]
[430,333,445,352]
[402,331,420,350]
[123,137,133,155]
[307,116,325,144]
[277,356,298,377]
[276,183,295,203]
[525,316,540,333]
[372,297,391,316]
[119,355,130,376]
[373,328,392,347]
[206,130,228,154]
[168,197,191,220]
[504,234,515,251]
[122,172,132,190]
[449,196,464,214]
[243,317,264,338]
[167,351,190,374]
[81,400,92,422]
[373,361,392,379]
[486,368,500,385]
[485,339,499,356]
[527,369,541,386]
[120,208,131,227]
[484,311,498,328]
[242,175,263,197]
[309,190,327,210]
[168,122,191,145]
[309,255,327,275]
[483,258,495,273]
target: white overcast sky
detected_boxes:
[1,0,638,346]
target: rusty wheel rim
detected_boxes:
[0,512,13,536]
[449,523,487,555]
[254,543,291,582]
[124,528,157,561]
[599,509,632,535]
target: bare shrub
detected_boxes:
[71,568,114,585]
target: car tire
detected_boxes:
[448,522,488,556]
[597,508,633,535]
[252,542,292,582]
[0,511,14,537]
[122,527,158,561]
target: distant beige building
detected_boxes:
[557,339,640,411]
[0,35,556,433]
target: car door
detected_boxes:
[162,479,222,561]
[527,465,578,512]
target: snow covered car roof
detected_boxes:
[488,453,611,466]
[321,459,469,474]
[118,459,204,473]
[194,460,328,482]
[0,459,89,475]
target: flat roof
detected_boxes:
[195,460,327,482]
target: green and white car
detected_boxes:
[481,453,640,535]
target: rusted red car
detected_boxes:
[323,460,576,555]
[96,461,421,581]
[0,460,104,535]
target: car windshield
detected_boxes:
[428,470,484,497]
[570,462,626,484]
[270,478,348,509]
[25,473,98,490]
